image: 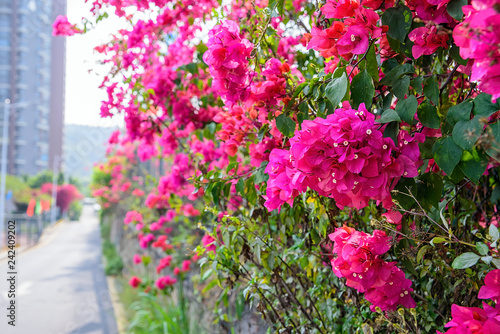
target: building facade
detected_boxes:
[0,0,65,176]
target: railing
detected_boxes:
[0,210,55,250]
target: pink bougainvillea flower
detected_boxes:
[202,234,217,253]
[328,225,416,311]
[336,25,371,55]
[203,20,254,105]
[478,269,500,302]
[133,254,142,264]
[52,15,81,36]
[155,275,177,289]
[132,188,144,196]
[453,3,500,101]
[129,276,142,288]
[264,103,423,212]
[307,23,345,53]
[409,26,449,59]
[124,210,143,225]
[439,303,500,333]
[156,256,172,273]
[321,0,360,19]
[181,260,191,272]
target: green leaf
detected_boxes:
[275,114,296,137]
[433,137,463,176]
[412,76,424,95]
[401,257,418,277]
[452,117,483,152]
[236,178,245,195]
[268,0,283,17]
[419,137,438,159]
[381,5,413,43]
[450,45,468,66]
[447,99,473,126]
[377,109,401,124]
[392,76,411,100]
[383,92,393,110]
[431,237,447,245]
[185,62,197,74]
[492,185,500,203]
[325,73,348,107]
[458,149,488,184]
[383,121,399,146]
[473,93,500,117]
[380,64,415,86]
[351,70,375,109]
[365,44,379,84]
[476,242,489,256]
[485,121,500,162]
[418,101,440,129]
[417,245,430,263]
[392,177,416,210]
[396,95,418,124]
[297,102,309,124]
[293,82,308,97]
[447,0,468,20]
[493,258,500,269]
[424,77,439,105]
[452,252,480,269]
[490,224,500,243]
[416,173,443,210]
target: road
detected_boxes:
[0,206,119,334]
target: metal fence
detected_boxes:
[1,210,56,250]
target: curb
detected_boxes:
[106,274,128,334]
[101,254,128,333]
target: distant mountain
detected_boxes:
[64,124,119,183]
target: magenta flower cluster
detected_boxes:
[329,225,416,312]
[453,0,500,101]
[439,269,500,333]
[264,103,423,211]
[203,20,254,106]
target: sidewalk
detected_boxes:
[0,218,65,262]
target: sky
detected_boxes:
[64,2,124,127]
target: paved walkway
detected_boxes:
[0,206,119,334]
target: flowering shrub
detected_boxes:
[65,0,500,332]
[41,183,82,213]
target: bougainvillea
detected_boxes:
[329,225,416,311]
[63,0,500,332]
[264,102,423,211]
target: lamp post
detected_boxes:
[0,99,34,250]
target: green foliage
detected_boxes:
[68,200,83,221]
[350,70,374,108]
[381,5,412,43]
[103,240,123,276]
[127,293,203,334]
[92,167,112,188]
[275,114,296,137]
[325,72,348,107]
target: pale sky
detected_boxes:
[64,2,125,127]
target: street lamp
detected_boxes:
[0,99,34,250]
